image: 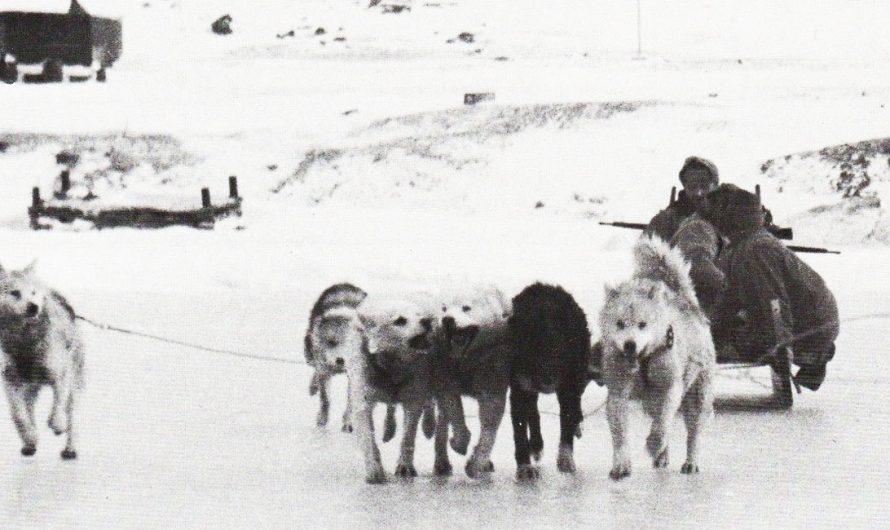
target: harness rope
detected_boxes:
[72,310,890,419]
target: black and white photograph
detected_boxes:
[1,0,888,527]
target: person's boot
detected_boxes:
[794,363,827,391]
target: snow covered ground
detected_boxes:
[2,0,890,528]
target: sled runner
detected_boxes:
[716,299,798,409]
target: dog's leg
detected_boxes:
[24,383,40,431]
[680,377,710,474]
[382,404,397,443]
[421,400,436,440]
[61,386,78,460]
[316,372,331,428]
[346,366,385,483]
[528,394,543,462]
[556,385,583,473]
[437,392,469,455]
[646,384,683,469]
[606,391,631,480]
[509,385,539,481]
[341,375,354,433]
[433,399,453,476]
[394,402,423,478]
[466,395,505,479]
[4,382,39,456]
[49,371,74,436]
[309,367,320,396]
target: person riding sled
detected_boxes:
[699,184,839,391]
[644,156,720,242]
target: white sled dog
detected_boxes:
[599,236,715,480]
[304,284,430,441]
[0,262,84,459]
[349,295,437,483]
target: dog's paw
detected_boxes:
[382,415,397,443]
[465,458,494,479]
[48,414,68,436]
[61,449,77,460]
[434,459,453,476]
[394,463,418,478]
[557,445,576,473]
[316,410,329,428]
[21,445,36,457]
[645,432,664,458]
[652,447,669,469]
[680,462,700,474]
[365,464,388,484]
[516,464,540,481]
[609,460,631,481]
[450,427,470,456]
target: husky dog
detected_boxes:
[304,284,432,440]
[305,283,369,431]
[599,236,715,480]
[431,284,512,478]
[0,262,84,459]
[508,283,591,480]
[350,295,437,483]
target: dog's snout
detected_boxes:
[420,317,433,332]
[25,302,39,318]
[334,357,345,367]
[442,316,456,332]
[622,340,637,357]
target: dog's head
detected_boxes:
[0,262,46,321]
[307,307,364,372]
[358,297,434,364]
[438,284,511,356]
[599,279,672,365]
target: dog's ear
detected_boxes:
[21,260,37,276]
[647,282,668,301]
[646,283,661,300]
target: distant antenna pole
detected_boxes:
[636,0,642,58]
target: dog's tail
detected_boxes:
[633,235,698,307]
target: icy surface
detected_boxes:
[2,0,890,528]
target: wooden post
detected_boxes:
[201,188,211,208]
[32,187,41,208]
[60,170,71,195]
[229,176,239,199]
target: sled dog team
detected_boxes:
[305,236,716,483]
[0,235,714,482]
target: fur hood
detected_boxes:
[678,156,719,184]
[700,184,764,237]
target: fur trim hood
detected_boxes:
[700,184,764,236]
[679,156,719,184]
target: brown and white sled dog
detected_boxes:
[599,236,715,480]
[304,283,371,431]
[0,262,84,459]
